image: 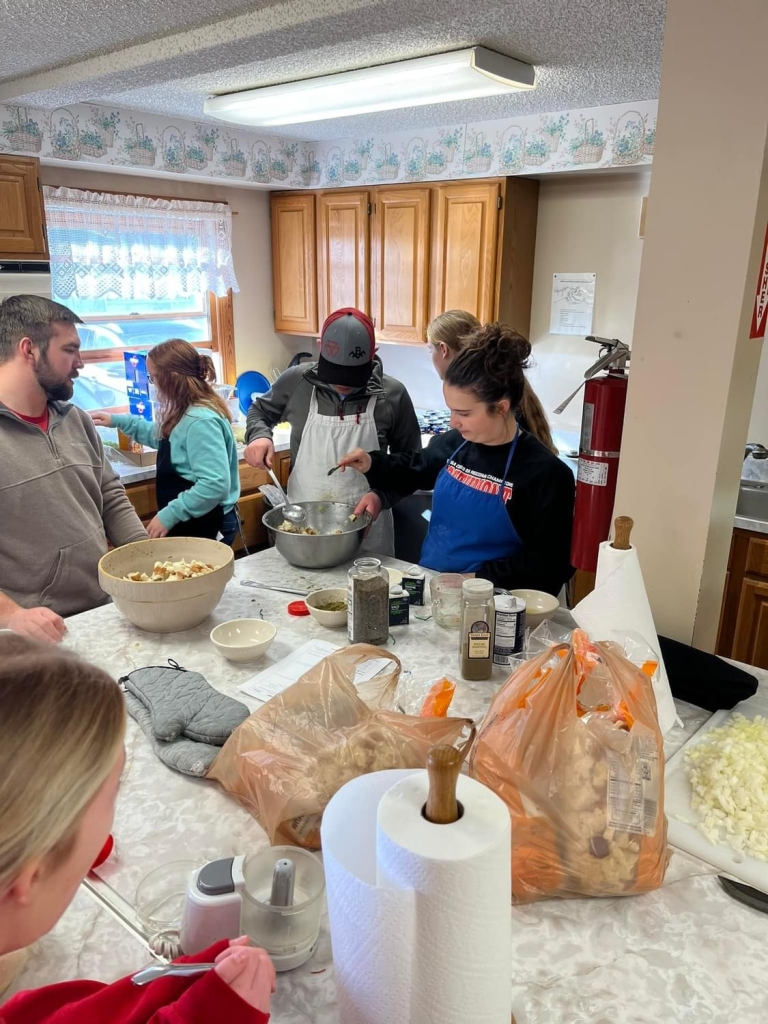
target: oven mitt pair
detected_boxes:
[120,660,250,778]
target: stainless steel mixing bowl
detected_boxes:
[263,502,372,569]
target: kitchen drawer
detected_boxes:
[745,536,768,578]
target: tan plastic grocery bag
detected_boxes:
[207,644,472,848]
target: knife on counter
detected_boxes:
[718,875,768,914]
[240,580,309,597]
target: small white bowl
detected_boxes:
[306,588,348,628]
[210,618,276,663]
[507,589,560,629]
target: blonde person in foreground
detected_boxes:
[0,634,274,1023]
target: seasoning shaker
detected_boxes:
[402,565,426,606]
[460,579,495,680]
[348,557,389,645]
[493,592,526,668]
[388,585,410,626]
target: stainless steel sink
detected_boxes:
[736,483,768,520]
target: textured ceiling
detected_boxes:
[0,0,666,142]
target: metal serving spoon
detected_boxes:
[266,467,306,523]
[132,962,217,986]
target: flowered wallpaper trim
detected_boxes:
[0,99,657,188]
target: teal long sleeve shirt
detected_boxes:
[112,406,240,529]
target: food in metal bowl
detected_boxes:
[263,502,372,569]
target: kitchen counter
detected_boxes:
[6,548,768,1022]
[734,514,768,535]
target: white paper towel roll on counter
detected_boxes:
[322,769,512,1024]
[571,540,678,735]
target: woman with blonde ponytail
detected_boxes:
[426,309,557,454]
[0,634,275,1022]
[89,339,239,541]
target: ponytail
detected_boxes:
[519,380,557,455]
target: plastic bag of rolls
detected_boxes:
[470,629,670,903]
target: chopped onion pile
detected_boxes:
[685,713,768,861]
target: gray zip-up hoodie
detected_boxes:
[0,401,147,617]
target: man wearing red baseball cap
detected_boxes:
[244,308,420,555]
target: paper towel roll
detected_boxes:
[322,769,512,1024]
[571,541,678,734]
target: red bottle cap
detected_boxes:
[288,601,310,616]
[91,833,114,870]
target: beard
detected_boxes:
[34,354,75,401]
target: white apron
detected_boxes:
[287,390,395,556]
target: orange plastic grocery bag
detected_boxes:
[469,630,669,902]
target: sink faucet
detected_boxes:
[745,443,768,461]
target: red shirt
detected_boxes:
[0,941,269,1024]
[12,408,49,432]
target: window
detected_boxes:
[43,187,238,413]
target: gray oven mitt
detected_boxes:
[120,660,250,778]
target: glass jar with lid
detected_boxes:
[460,578,495,680]
[348,557,390,645]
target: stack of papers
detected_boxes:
[240,640,393,703]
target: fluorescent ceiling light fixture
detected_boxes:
[204,47,535,127]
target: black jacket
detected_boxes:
[366,429,575,595]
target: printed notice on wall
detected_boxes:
[550,273,596,336]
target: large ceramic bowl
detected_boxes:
[263,502,371,569]
[98,538,234,633]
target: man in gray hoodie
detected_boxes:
[0,295,147,642]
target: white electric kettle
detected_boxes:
[180,846,325,972]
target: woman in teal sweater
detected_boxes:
[90,339,239,540]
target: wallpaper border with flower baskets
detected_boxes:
[0,99,657,189]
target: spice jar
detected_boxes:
[460,579,495,680]
[348,558,390,645]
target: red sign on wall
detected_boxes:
[750,222,768,340]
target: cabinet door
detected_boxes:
[317,191,370,324]
[370,188,430,343]
[430,182,500,324]
[270,194,317,334]
[732,576,768,668]
[0,155,48,260]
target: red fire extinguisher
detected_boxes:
[556,337,630,574]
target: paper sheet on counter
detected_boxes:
[240,640,393,702]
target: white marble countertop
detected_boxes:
[6,548,768,1022]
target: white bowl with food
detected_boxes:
[210,618,277,663]
[98,538,234,633]
[305,588,348,628]
[507,588,560,629]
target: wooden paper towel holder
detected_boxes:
[611,516,634,551]
[423,730,475,825]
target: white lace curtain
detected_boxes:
[43,187,239,300]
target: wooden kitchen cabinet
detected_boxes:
[124,450,292,555]
[370,187,430,343]
[270,177,539,344]
[270,194,317,334]
[0,155,48,260]
[317,190,370,324]
[429,181,500,325]
[717,529,768,668]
